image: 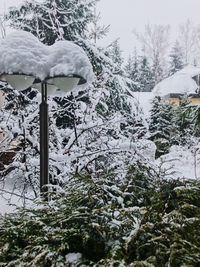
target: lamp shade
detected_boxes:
[2,74,35,91]
[47,76,80,92]
[33,76,81,95]
[33,82,58,95]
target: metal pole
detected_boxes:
[40,82,49,194]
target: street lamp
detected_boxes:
[0,30,93,196]
[36,75,86,193]
[0,73,86,194]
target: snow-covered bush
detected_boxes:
[0,167,199,266]
[0,0,148,198]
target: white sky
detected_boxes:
[1,0,200,58]
[97,0,200,57]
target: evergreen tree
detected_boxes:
[124,55,134,78]
[169,40,184,76]
[138,55,154,92]
[1,167,200,266]
[124,51,140,91]
[149,97,175,157]
[7,0,96,45]
[192,105,200,137]
[151,61,164,86]
[88,7,110,44]
[125,51,138,79]
[173,97,194,145]
[106,39,123,72]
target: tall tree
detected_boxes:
[106,39,123,72]
[138,55,154,92]
[7,0,96,44]
[149,97,175,157]
[168,40,184,76]
[178,19,196,65]
[133,24,170,84]
[124,50,140,91]
[88,7,110,44]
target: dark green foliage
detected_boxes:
[0,163,152,266]
[125,53,138,80]
[149,96,200,152]
[124,53,154,92]
[148,96,200,156]
[1,166,199,266]
[138,56,154,92]
[126,179,200,267]
[173,98,197,145]
[191,105,200,137]
[124,52,140,91]
[149,97,175,157]
[7,0,96,45]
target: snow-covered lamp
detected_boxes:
[0,30,93,197]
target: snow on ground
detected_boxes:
[0,182,35,214]
[132,91,154,118]
[156,145,200,180]
[65,253,82,265]
[0,194,23,214]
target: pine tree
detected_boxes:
[169,40,184,76]
[124,50,140,91]
[125,51,138,79]
[151,61,164,86]
[149,97,175,157]
[138,55,154,92]
[173,97,194,145]
[124,55,134,79]
[192,105,200,137]
[88,7,110,44]
[7,0,96,44]
[106,39,123,72]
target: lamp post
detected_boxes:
[36,75,86,193]
[40,81,49,193]
[0,73,86,194]
[0,30,92,195]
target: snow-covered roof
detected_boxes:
[0,31,93,83]
[153,66,199,97]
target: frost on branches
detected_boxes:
[0,0,150,199]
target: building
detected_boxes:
[153,65,200,105]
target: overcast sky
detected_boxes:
[1,0,200,57]
[97,0,200,57]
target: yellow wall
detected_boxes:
[163,98,180,106]
[190,98,200,105]
[163,97,200,106]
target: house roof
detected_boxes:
[152,65,200,97]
